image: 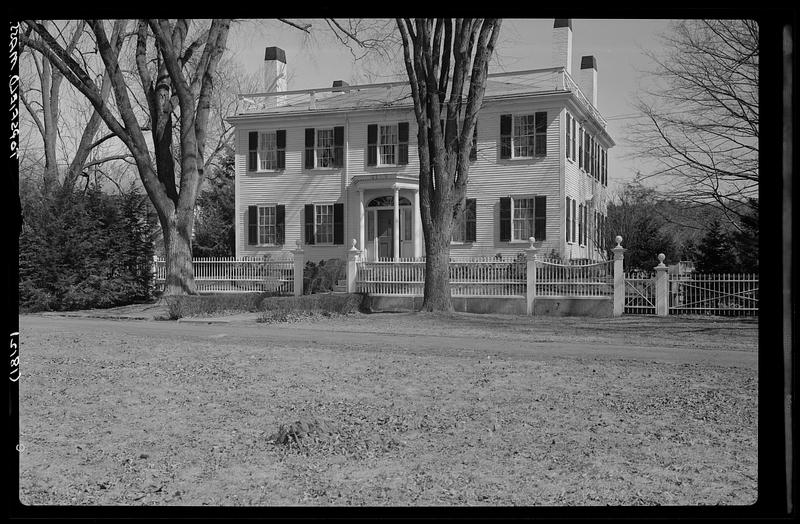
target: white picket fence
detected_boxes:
[153,256,294,294]
[357,256,528,297]
[356,255,613,298]
[668,273,758,316]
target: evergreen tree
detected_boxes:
[193,149,235,258]
[695,219,737,273]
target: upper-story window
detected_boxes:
[305,126,344,169]
[247,130,285,172]
[500,112,547,159]
[367,122,409,166]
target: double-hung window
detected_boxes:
[304,202,344,245]
[247,130,285,172]
[565,113,572,161]
[451,198,477,243]
[379,124,397,165]
[500,112,547,159]
[305,126,344,169]
[259,132,277,171]
[367,122,409,166]
[316,129,335,168]
[258,205,276,245]
[246,204,285,246]
[314,204,334,244]
[499,195,546,242]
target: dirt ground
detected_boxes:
[17,311,757,506]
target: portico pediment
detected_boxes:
[350,173,419,191]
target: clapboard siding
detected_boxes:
[234,97,609,262]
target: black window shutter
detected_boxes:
[469,121,478,162]
[578,128,583,169]
[565,114,570,160]
[333,203,344,245]
[500,114,512,159]
[276,205,285,245]
[367,124,378,166]
[304,204,315,244]
[398,122,409,165]
[499,197,511,241]
[465,198,476,242]
[305,128,315,169]
[333,126,344,168]
[276,130,286,170]
[248,132,258,172]
[535,111,547,156]
[571,199,577,243]
[534,196,546,241]
[247,206,258,245]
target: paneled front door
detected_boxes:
[377,209,393,259]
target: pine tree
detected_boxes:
[696,219,737,273]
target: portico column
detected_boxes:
[393,184,400,261]
[358,189,365,257]
[413,188,421,258]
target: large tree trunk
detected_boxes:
[162,211,197,295]
[421,225,453,311]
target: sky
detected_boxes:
[224,18,675,193]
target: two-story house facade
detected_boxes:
[228,19,613,263]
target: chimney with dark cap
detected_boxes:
[331,80,350,93]
[263,46,287,107]
[579,55,597,108]
[551,19,573,74]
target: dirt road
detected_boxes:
[19,314,757,369]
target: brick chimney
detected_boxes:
[263,46,287,107]
[579,55,597,108]
[551,19,573,74]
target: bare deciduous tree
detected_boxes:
[22,19,231,295]
[397,18,501,311]
[628,19,758,230]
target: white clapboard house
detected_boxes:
[228,19,612,263]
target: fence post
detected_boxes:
[347,239,359,294]
[292,240,304,296]
[525,237,537,315]
[612,235,625,317]
[654,253,669,316]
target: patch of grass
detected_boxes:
[258,293,365,323]
[159,292,281,320]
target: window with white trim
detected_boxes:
[258,132,277,171]
[316,128,335,168]
[500,112,547,159]
[314,203,334,244]
[257,205,277,245]
[379,124,398,165]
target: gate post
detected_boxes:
[347,239,360,293]
[292,240,304,296]
[612,236,625,317]
[525,237,537,315]
[654,253,669,316]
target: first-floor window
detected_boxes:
[258,206,276,245]
[314,204,334,244]
[451,199,476,243]
[500,195,546,242]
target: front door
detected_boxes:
[377,209,394,259]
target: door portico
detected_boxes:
[351,174,422,261]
